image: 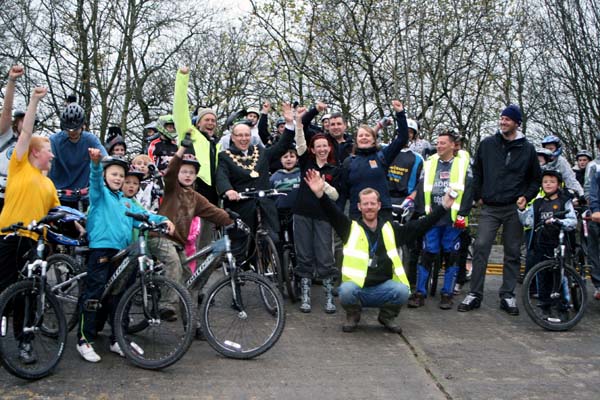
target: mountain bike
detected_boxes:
[279,209,299,302]
[521,210,587,331]
[181,215,285,359]
[0,213,69,380]
[237,189,285,294]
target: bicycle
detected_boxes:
[521,210,587,331]
[237,189,285,294]
[278,209,299,302]
[178,214,285,359]
[56,187,89,212]
[0,213,70,380]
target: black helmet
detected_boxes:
[60,103,85,131]
[12,110,25,119]
[125,167,145,181]
[100,155,128,171]
[181,153,200,173]
[541,168,563,183]
[576,149,593,161]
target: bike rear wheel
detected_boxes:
[282,248,299,302]
[114,275,195,370]
[46,254,83,332]
[0,280,67,380]
[256,234,283,294]
[521,260,587,331]
[202,272,285,359]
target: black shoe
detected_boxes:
[18,341,37,365]
[377,316,403,334]
[439,293,454,310]
[457,293,481,312]
[159,308,177,322]
[195,326,206,341]
[500,297,519,316]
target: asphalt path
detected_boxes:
[1,276,599,399]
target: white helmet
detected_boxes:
[407,119,419,134]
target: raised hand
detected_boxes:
[88,148,103,164]
[316,101,328,113]
[8,65,24,81]
[262,101,271,113]
[281,102,293,124]
[32,87,48,100]
[392,100,404,113]
[304,169,325,198]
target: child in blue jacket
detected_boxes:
[76,148,173,363]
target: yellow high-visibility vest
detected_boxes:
[423,152,470,224]
[342,221,410,289]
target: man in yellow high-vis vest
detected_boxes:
[408,130,473,310]
[304,169,454,333]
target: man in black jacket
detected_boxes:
[458,104,541,315]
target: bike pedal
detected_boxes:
[84,299,102,312]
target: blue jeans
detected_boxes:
[339,280,410,308]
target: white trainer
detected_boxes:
[77,342,101,363]
[109,342,125,357]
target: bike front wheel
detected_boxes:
[114,275,195,370]
[0,280,67,380]
[46,254,83,332]
[202,272,285,359]
[521,260,587,331]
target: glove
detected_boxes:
[399,197,414,211]
[453,216,466,229]
[181,132,193,148]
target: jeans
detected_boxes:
[148,237,190,311]
[339,280,410,308]
[469,204,523,299]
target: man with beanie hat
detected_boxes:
[458,104,541,316]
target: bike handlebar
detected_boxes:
[237,188,287,200]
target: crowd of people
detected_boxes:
[1,64,600,365]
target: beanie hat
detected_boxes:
[501,104,522,125]
[195,108,216,124]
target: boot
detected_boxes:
[300,277,311,313]
[323,278,337,314]
[342,303,361,332]
[377,303,403,334]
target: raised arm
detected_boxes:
[295,106,307,156]
[258,101,271,145]
[381,100,408,165]
[0,65,24,135]
[14,87,46,161]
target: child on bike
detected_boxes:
[147,143,232,337]
[76,149,173,363]
[518,169,576,310]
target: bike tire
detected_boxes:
[429,256,441,297]
[282,248,299,303]
[521,260,587,331]
[202,272,285,359]
[46,254,83,332]
[114,275,195,370]
[256,235,284,294]
[0,280,67,380]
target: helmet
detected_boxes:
[100,155,128,171]
[407,119,419,135]
[12,110,25,119]
[156,115,176,140]
[275,117,285,127]
[541,168,563,183]
[60,103,85,131]
[245,107,260,118]
[576,149,593,161]
[181,153,200,173]
[48,205,87,223]
[125,167,145,181]
[541,135,562,157]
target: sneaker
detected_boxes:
[439,293,453,310]
[109,342,125,357]
[594,288,600,301]
[457,293,481,312]
[159,308,177,322]
[77,342,101,363]
[18,341,37,365]
[500,297,519,316]
[407,292,425,308]
[453,283,462,295]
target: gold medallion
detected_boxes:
[249,170,259,178]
